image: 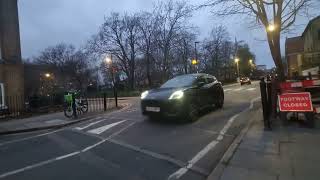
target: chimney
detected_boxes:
[0,0,22,63]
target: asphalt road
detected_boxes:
[0,82,261,180]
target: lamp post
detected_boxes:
[105,55,118,107]
[235,58,240,81]
[249,59,254,77]
[194,41,199,73]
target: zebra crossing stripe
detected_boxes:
[87,120,127,134]
[74,120,103,131]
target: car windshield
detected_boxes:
[160,75,196,88]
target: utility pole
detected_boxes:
[105,54,118,108]
[194,41,199,73]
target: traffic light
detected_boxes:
[191,59,198,65]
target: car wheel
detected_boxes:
[215,89,224,108]
[185,103,198,122]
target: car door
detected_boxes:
[211,76,223,104]
[205,75,216,105]
[196,76,209,107]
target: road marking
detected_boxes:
[74,120,103,131]
[233,87,243,91]
[0,121,137,179]
[246,87,256,91]
[167,96,261,180]
[0,116,103,147]
[0,104,133,146]
[0,129,63,147]
[108,139,185,167]
[108,138,210,176]
[223,88,232,92]
[87,120,126,135]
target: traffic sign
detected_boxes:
[278,92,313,112]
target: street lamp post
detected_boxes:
[105,55,118,108]
[235,58,240,81]
[249,59,254,77]
[194,41,199,73]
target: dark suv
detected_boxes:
[140,74,224,122]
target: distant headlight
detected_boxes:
[141,91,149,99]
[169,90,184,100]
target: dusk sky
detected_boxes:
[18,0,318,68]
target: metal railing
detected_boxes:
[0,93,116,120]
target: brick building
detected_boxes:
[0,0,24,108]
[285,16,320,77]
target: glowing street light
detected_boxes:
[267,24,275,32]
[234,58,240,80]
[104,54,118,107]
[105,57,112,65]
[249,59,253,64]
[191,59,198,65]
[45,73,51,78]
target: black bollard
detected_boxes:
[260,77,271,130]
[72,93,77,118]
[266,76,272,119]
[103,92,107,111]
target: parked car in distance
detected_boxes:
[240,77,251,85]
[140,73,224,122]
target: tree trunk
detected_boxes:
[146,53,152,87]
[224,59,227,81]
[266,31,285,81]
[130,59,135,90]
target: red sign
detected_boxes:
[278,92,313,112]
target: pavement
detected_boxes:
[0,82,263,180]
[208,104,320,180]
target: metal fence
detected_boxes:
[0,93,116,120]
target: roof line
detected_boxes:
[302,16,320,37]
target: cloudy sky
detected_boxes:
[18,0,317,68]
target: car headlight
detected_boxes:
[141,91,149,99]
[169,90,184,100]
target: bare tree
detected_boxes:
[137,11,160,86]
[154,0,193,80]
[203,0,316,80]
[91,13,140,89]
[203,26,230,77]
[35,43,95,91]
[173,30,196,74]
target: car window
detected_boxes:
[161,75,197,88]
[195,76,207,85]
[206,77,214,83]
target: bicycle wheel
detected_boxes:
[80,98,88,113]
[64,103,73,118]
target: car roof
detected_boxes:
[188,73,214,78]
[173,73,215,80]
